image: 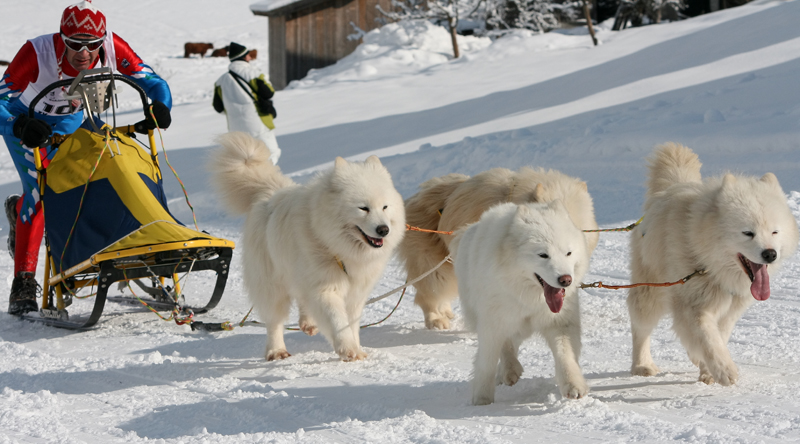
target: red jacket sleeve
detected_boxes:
[111,33,172,109]
[0,41,40,136]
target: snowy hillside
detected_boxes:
[1,0,800,442]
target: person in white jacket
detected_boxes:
[213,42,281,165]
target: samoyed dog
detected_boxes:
[452,200,590,404]
[212,132,405,361]
[628,143,799,385]
[400,167,599,330]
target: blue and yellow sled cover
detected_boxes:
[42,126,230,274]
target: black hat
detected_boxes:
[228,42,248,61]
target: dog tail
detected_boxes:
[399,173,469,260]
[646,142,702,197]
[404,173,470,232]
[398,173,468,300]
[211,132,295,215]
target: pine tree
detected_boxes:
[485,0,562,34]
[612,0,685,30]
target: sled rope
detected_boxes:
[122,266,194,326]
[367,254,452,305]
[282,285,409,331]
[580,268,707,290]
[72,289,97,300]
[201,288,406,333]
[582,216,644,233]
[360,287,407,328]
[195,257,453,332]
[406,224,454,235]
[219,306,255,331]
[58,128,111,273]
[407,216,644,236]
[118,259,200,326]
[148,105,200,231]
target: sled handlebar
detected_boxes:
[28,72,150,120]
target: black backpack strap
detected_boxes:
[228,69,276,118]
[228,70,256,100]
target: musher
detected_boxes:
[0,0,173,315]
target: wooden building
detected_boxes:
[251,0,393,90]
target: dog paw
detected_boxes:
[710,364,738,386]
[699,372,715,385]
[298,313,318,336]
[338,347,368,362]
[631,363,660,377]
[443,307,455,320]
[424,315,451,330]
[497,361,524,386]
[472,375,497,405]
[266,349,291,361]
[472,394,494,406]
[560,379,589,399]
[336,347,367,362]
[299,321,318,336]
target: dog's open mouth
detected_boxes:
[535,273,565,313]
[357,226,384,248]
[737,253,770,301]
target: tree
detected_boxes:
[378,0,486,58]
[612,0,685,30]
[484,0,559,34]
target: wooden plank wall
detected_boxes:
[279,0,395,88]
[268,15,287,89]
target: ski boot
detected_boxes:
[8,271,39,316]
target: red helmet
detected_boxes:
[61,1,106,39]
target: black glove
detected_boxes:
[12,115,53,147]
[212,88,225,114]
[256,79,274,100]
[257,98,276,118]
[134,100,172,133]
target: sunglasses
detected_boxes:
[62,35,104,52]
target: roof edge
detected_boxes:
[250,0,331,16]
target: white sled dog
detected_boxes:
[452,200,590,405]
[212,132,405,361]
[400,167,599,330]
[628,143,799,385]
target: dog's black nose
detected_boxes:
[558,275,572,287]
[761,249,777,263]
[376,225,389,237]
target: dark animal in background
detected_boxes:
[211,47,228,57]
[184,42,214,58]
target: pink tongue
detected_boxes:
[543,283,565,313]
[750,262,770,301]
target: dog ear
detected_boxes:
[334,157,347,170]
[525,183,545,203]
[579,181,588,192]
[722,173,737,188]
[760,172,780,188]
[546,199,566,213]
[515,203,535,225]
[365,155,382,166]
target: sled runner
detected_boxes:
[21,68,235,329]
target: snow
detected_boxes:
[2,0,800,442]
[250,0,306,15]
